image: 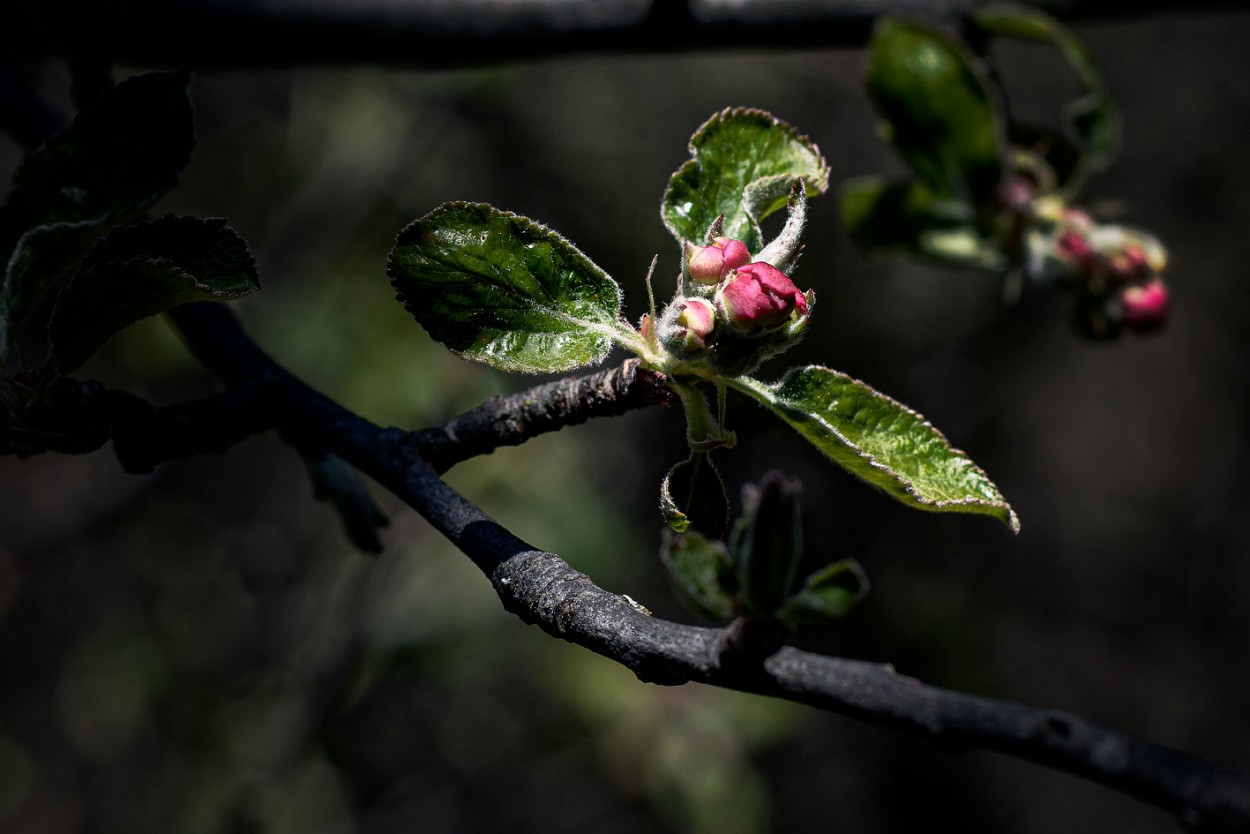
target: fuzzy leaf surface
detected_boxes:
[388,202,624,373]
[867,19,1004,210]
[50,216,258,372]
[662,108,828,252]
[730,367,1019,531]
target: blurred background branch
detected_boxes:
[4,0,1250,70]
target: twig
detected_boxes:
[409,359,674,473]
[160,301,1250,833]
[107,385,274,473]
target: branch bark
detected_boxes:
[158,301,1250,834]
[6,0,1248,70]
[409,359,674,473]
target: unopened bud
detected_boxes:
[687,237,751,285]
[674,298,716,350]
[1118,278,1170,331]
[1055,229,1094,268]
[716,262,809,332]
[658,296,718,359]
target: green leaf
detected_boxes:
[49,216,258,372]
[840,176,1006,270]
[867,18,1005,210]
[972,4,1120,192]
[660,529,736,621]
[1,72,195,331]
[388,202,626,373]
[729,366,1019,531]
[778,559,869,626]
[662,108,829,252]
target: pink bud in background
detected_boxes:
[717,262,808,331]
[1055,229,1094,265]
[688,237,752,285]
[1119,278,1170,331]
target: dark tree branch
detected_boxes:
[157,302,1250,833]
[410,359,674,473]
[107,385,274,473]
[5,0,1248,70]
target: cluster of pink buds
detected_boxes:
[1022,197,1171,337]
[653,236,813,377]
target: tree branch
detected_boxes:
[6,0,1248,70]
[160,301,1250,833]
[409,359,674,473]
[107,385,274,473]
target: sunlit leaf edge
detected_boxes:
[660,107,830,249]
[729,367,1020,532]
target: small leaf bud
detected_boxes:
[730,471,803,619]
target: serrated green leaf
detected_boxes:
[867,18,1005,210]
[49,216,258,372]
[388,202,626,373]
[972,4,1120,193]
[840,176,1006,270]
[660,529,736,621]
[729,366,1019,531]
[1,72,194,334]
[778,559,869,626]
[662,108,829,252]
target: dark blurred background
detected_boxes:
[2,10,1250,833]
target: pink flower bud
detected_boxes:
[716,262,808,331]
[1119,278,1170,330]
[687,237,752,285]
[1055,229,1093,265]
[672,297,717,350]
